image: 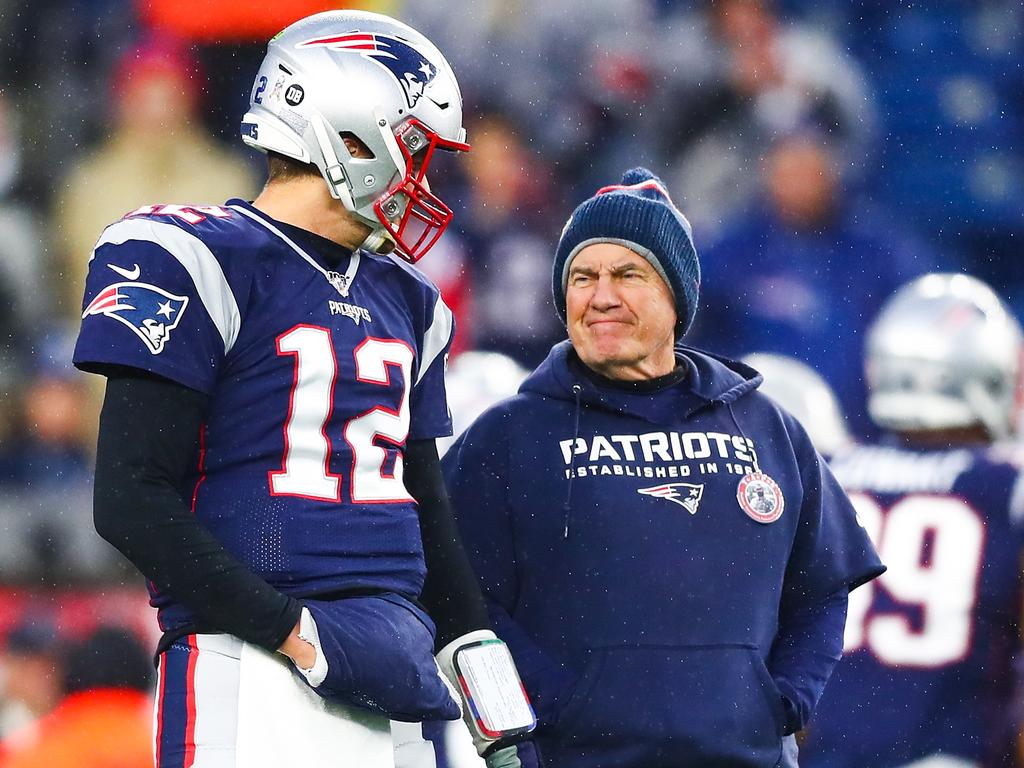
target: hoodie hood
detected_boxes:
[520,340,763,427]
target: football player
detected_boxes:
[801,273,1024,767]
[742,352,852,458]
[73,11,533,768]
[438,351,530,457]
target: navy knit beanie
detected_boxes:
[552,168,700,336]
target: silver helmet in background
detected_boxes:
[866,273,1024,439]
[744,353,852,456]
[438,351,530,457]
[241,11,469,262]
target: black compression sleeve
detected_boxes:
[404,439,490,648]
[93,372,302,652]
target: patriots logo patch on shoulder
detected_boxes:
[297,33,439,109]
[638,483,705,515]
[83,282,188,355]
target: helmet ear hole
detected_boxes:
[340,132,375,160]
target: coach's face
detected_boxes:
[566,242,677,381]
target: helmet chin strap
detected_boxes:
[360,227,396,254]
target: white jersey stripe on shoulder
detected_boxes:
[94,219,241,354]
[417,295,453,386]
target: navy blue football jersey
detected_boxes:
[73,200,455,633]
[802,441,1024,767]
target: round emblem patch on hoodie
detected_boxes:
[737,472,784,523]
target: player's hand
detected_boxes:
[293,597,460,721]
[277,608,322,676]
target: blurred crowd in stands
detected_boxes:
[0,0,1020,758]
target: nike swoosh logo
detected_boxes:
[108,263,141,280]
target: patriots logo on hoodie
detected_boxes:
[83,282,188,355]
[638,483,705,515]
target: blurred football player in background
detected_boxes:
[742,352,852,458]
[437,351,530,457]
[801,273,1024,767]
[72,11,532,768]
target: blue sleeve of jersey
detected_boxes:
[442,408,577,725]
[408,292,454,440]
[73,218,241,394]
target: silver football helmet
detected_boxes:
[241,11,469,262]
[437,351,530,456]
[744,353,852,456]
[866,273,1024,438]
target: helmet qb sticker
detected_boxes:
[737,472,785,524]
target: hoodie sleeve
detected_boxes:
[442,406,576,724]
[768,416,885,731]
[782,420,885,600]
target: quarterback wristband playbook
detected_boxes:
[437,630,536,754]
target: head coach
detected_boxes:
[441,168,885,768]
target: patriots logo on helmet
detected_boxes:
[83,282,188,355]
[297,33,439,109]
[638,483,705,515]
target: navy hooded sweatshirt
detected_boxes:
[443,342,884,768]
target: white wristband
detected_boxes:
[436,630,536,754]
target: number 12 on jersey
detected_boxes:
[268,325,415,504]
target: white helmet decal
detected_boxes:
[297,33,442,110]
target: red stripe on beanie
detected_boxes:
[595,179,671,200]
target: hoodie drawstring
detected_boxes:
[726,401,761,474]
[562,383,583,539]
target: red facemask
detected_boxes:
[374,118,470,263]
